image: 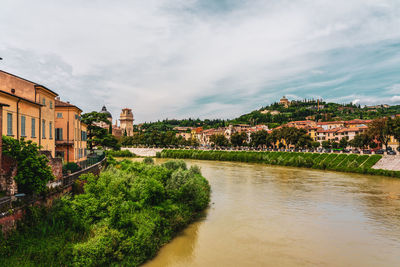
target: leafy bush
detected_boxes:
[0,160,210,266]
[2,136,54,194]
[143,157,154,165]
[63,162,82,174]
[105,150,136,157]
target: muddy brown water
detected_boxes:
[133,159,400,267]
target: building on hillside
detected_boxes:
[0,70,58,156]
[317,121,345,130]
[54,98,88,163]
[120,108,134,136]
[316,128,341,142]
[176,132,192,141]
[279,96,290,107]
[336,126,368,141]
[261,110,280,115]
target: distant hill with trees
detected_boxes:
[139,100,400,130]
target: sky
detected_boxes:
[0,0,400,123]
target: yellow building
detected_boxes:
[279,96,290,108]
[55,99,88,163]
[0,70,58,156]
[120,108,134,136]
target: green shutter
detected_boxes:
[31,118,36,137]
[7,113,12,135]
[21,116,26,136]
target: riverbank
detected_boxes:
[158,149,400,178]
[0,159,210,266]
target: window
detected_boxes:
[21,116,26,137]
[49,122,53,139]
[7,113,12,136]
[42,97,46,106]
[57,112,63,118]
[31,118,36,137]
[42,119,46,138]
[55,128,63,141]
[81,131,87,141]
[49,101,53,109]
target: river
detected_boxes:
[141,159,400,267]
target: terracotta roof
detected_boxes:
[317,128,342,133]
[55,99,82,112]
[317,121,344,125]
[336,126,368,133]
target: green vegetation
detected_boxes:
[0,159,210,266]
[105,149,136,157]
[63,162,82,174]
[159,149,400,178]
[120,131,199,148]
[81,111,120,150]
[2,136,54,194]
[138,100,400,129]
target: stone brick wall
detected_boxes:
[0,155,18,195]
[40,150,63,180]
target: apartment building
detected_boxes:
[0,70,57,156]
[55,99,88,163]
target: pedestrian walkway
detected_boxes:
[372,155,400,171]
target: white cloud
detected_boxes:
[0,0,400,122]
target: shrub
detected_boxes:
[162,160,187,171]
[105,150,136,157]
[143,157,154,165]
[2,136,54,194]
[63,162,82,174]
[1,160,210,266]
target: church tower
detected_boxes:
[120,108,134,136]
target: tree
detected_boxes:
[322,140,331,149]
[2,136,54,194]
[311,141,320,149]
[210,134,229,147]
[350,133,372,149]
[82,112,119,150]
[230,132,247,147]
[389,117,400,146]
[250,130,268,148]
[339,137,348,149]
[368,118,391,150]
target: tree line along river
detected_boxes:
[141,158,400,267]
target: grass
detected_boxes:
[158,150,400,178]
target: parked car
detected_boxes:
[363,150,372,154]
[323,149,331,153]
[375,149,384,154]
[352,149,360,154]
[342,149,350,153]
[388,150,397,155]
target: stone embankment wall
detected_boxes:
[122,147,163,157]
[372,155,400,171]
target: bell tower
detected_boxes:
[120,108,134,136]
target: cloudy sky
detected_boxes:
[1,0,400,123]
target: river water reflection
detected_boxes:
[143,159,400,267]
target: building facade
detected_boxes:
[0,70,57,156]
[54,99,88,163]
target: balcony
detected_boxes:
[55,139,74,145]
